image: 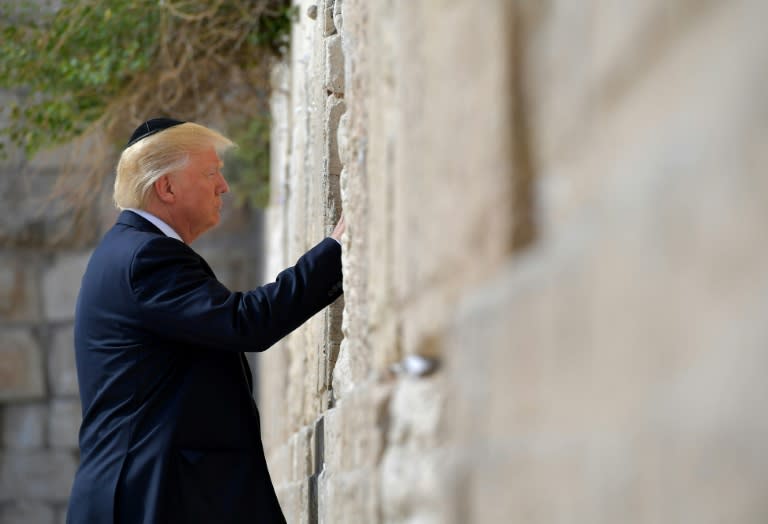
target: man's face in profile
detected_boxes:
[169,147,229,242]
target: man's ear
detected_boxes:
[153,175,175,204]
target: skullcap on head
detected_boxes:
[125,117,185,148]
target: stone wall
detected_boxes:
[260,1,768,523]
[0,107,97,522]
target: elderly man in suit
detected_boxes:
[66,118,344,524]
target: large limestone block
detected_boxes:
[0,502,55,524]
[257,341,291,450]
[49,398,81,448]
[43,252,90,322]
[333,0,343,32]
[0,256,41,322]
[26,141,79,172]
[0,329,45,401]
[317,468,378,524]
[380,447,450,524]
[1,402,46,449]
[323,381,391,472]
[266,439,292,487]
[393,0,515,303]
[0,450,77,502]
[324,95,346,178]
[0,169,103,248]
[324,35,345,95]
[291,424,315,481]
[274,479,309,524]
[320,0,337,36]
[447,206,768,524]
[387,375,445,448]
[48,325,78,396]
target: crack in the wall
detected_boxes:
[307,415,325,524]
[320,0,347,412]
[510,2,537,252]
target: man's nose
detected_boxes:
[217,172,229,194]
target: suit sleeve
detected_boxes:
[129,236,343,352]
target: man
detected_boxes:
[66,118,344,524]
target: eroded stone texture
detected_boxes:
[1,403,47,449]
[47,325,78,397]
[324,35,345,95]
[324,96,346,178]
[0,256,41,323]
[42,253,90,322]
[263,1,768,522]
[0,329,45,401]
[0,450,76,502]
[0,501,56,524]
[48,399,81,449]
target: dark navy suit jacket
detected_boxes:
[67,211,343,524]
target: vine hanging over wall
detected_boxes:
[0,0,294,155]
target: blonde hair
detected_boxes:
[113,122,235,209]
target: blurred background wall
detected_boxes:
[260,0,768,523]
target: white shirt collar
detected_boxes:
[126,208,184,243]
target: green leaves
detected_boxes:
[224,114,272,209]
[0,0,292,158]
[0,0,159,154]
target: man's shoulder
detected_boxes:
[99,223,188,263]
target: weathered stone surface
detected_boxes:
[333,0,343,32]
[0,256,40,322]
[387,375,445,448]
[42,252,90,322]
[380,447,450,524]
[1,403,46,449]
[274,479,309,524]
[324,96,347,177]
[321,0,337,36]
[0,501,56,524]
[55,507,68,524]
[0,450,76,502]
[264,1,768,522]
[318,468,378,524]
[0,168,103,249]
[323,382,391,472]
[336,113,350,168]
[48,325,78,397]
[49,399,81,449]
[324,35,345,95]
[26,141,78,172]
[0,329,45,401]
[291,424,314,481]
[266,439,292,487]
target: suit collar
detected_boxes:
[116,209,164,236]
[116,210,217,279]
[125,208,183,242]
